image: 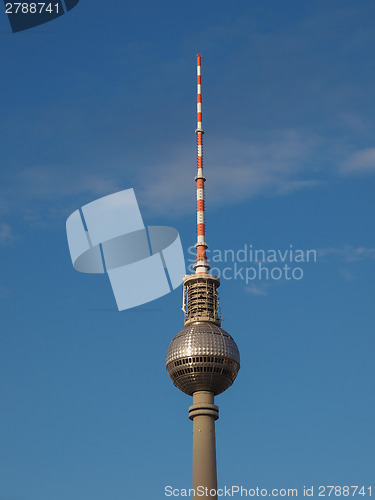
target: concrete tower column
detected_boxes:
[189,391,219,499]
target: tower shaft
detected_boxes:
[189,391,219,499]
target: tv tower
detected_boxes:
[166,55,240,498]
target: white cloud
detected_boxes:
[138,129,322,214]
[0,166,123,226]
[0,127,369,227]
[341,148,375,175]
[338,268,355,282]
[15,166,121,200]
[0,223,16,245]
[244,284,269,296]
[318,245,375,262]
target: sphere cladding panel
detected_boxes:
[166,322,240,395]
[166,322,240,363]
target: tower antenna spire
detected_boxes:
[194,54,210,274]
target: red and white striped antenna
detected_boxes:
[194,54,210,275]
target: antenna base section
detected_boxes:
[182,273,221,326]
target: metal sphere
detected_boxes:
[166,322,240,396]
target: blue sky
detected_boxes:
[1,1,375,499]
